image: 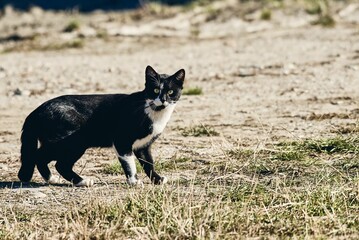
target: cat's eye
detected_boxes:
[168,90,174,95]
[154,88,160,94]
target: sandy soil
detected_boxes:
[0,0,358,226]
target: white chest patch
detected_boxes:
[132,102,176,150]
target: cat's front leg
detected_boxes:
[113,144,142,186]
[134,146,167,185]
[119,154,142,186]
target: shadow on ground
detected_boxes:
[0,181,69,189]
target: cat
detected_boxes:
[18,65,185,187]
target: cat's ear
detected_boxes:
[173,69,185,85]
[145,65,158,80]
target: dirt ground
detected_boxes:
[0,1,358,238]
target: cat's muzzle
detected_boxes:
[150,99,168,111]
[150,103,166,111]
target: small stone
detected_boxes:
[236,68,256,77]
[31,190,47,198]
[13,88,22,96]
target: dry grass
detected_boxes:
[1,134,358,239]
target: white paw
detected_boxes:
[75,178,94,187]
[126,177,143,187]
[45,175,60,184]
[161,176,168,184]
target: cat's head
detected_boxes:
[144,65,185,111]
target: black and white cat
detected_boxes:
[18,66,185,187]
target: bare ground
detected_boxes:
[0,1,358,239]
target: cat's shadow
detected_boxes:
[0,181,69,189]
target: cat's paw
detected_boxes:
[153,176,168,185]
[126,177,143,187]
[45,175,60,185]
[160,176,168,184]
[75,178,94,187]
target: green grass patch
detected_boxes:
[260,8,272,20]
[157,157,193,171]
[301,137,358,154]
[103,160,145,175]
[305,0,323,15]
[271,150,304,161]
[103,156,195,175]
[15,212,31,222]
[64,39,85,49]
[306,4,322,15]
[303,0,335,27]
[224,136,359,178]
[312,14,335,27]
[204,6,221,22]
[103,161,124,175]
[63,20,80,32]
[0,230,7,240]
[227,148,254,160]
[96,30,109,40]
[182,87,203,95]
[179,125,219,137]
[103,157,194,175]
[276,136,359,155]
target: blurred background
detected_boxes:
[0,0,358,53]
[0,0,194,11]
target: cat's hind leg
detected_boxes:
[36,146,59,184]
[54,148,93,187]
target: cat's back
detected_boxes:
[29,94,125,120]
[24,94,128,142]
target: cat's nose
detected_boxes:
[153,97,163,106]
[161,95,168,103]
[160,98,169,106]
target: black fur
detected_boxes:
[18,66,185,185]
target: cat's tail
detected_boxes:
[18,116,38,182]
